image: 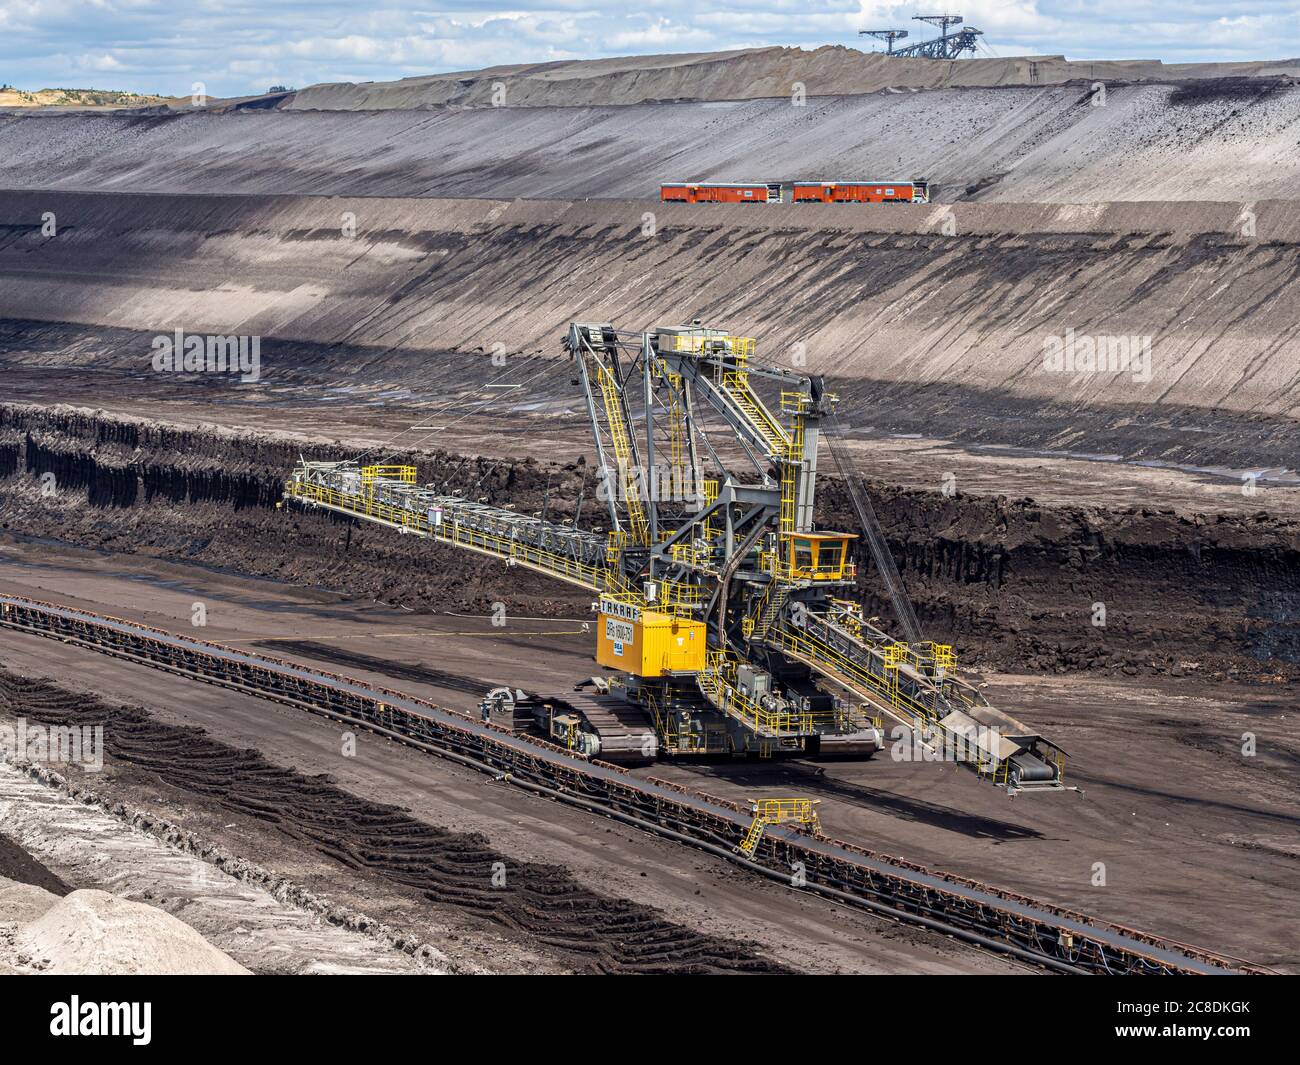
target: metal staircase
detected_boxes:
[751,583,789,641]
[719,372,789,457]
[737,798,821,858]
[592,360,651,546]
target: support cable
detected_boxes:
[822,413,924,645]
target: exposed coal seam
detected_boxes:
[2,403,1298,681]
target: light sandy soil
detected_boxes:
[0,88,165,110]
[12,887,249,975]
[0,763,433,974]
[0,538,1293,971]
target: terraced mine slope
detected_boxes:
[2,39,1299,977]
[3,77,1299,202]
[2,191,1299,468]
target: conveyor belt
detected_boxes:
[0,594,1268,976]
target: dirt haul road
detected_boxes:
[0,548,1025,975]
[0,539,1294,972]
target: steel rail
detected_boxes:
[0,594,1269,976]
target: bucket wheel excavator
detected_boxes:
[284,322,1068,794]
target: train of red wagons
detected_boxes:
[660,180,929,204]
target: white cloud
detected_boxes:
[606,19,715,50]
[77,51,121,69]
[0,1,1297,96]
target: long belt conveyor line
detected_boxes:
[0,594,1269,976]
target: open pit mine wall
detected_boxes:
[1,404,1296,680]
[2,191,1300,462]
[2,79,1300,203]
[2,190,1300,437]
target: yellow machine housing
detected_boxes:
[597,598,707,677]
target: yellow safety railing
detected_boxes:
[702,479,719,540]
[758,548,783,580]
[593,362,651,546]
[746,580,788,639]
[606,529,626,565]
[780,425,803,536]
[668,540,712,570]
[884,640,957,681]
[721,373,789,455]
[648,689,726,755]
[773,624,1019,783]
[600,580,699,620]
[924,642,957,674]
[660,365,690,475]
[751,797,820,826]
[549,711,579,751]
[698,650,812,737]
[662,333,755,358]
[361,464,416,488]
[779,391,808,415]
[777,625,937,728]
[738,797,821,857]
[656,578,702,615]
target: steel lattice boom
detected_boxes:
[862,16,984,59]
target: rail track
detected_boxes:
[0,594,1269,975]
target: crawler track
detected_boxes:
[0,594,1270,975]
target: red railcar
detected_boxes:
[660,182,783,204]
[792,180,929,204]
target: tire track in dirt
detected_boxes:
[255,639,500,695]
[0,667,791,974]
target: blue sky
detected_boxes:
[1,1,1297,97]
